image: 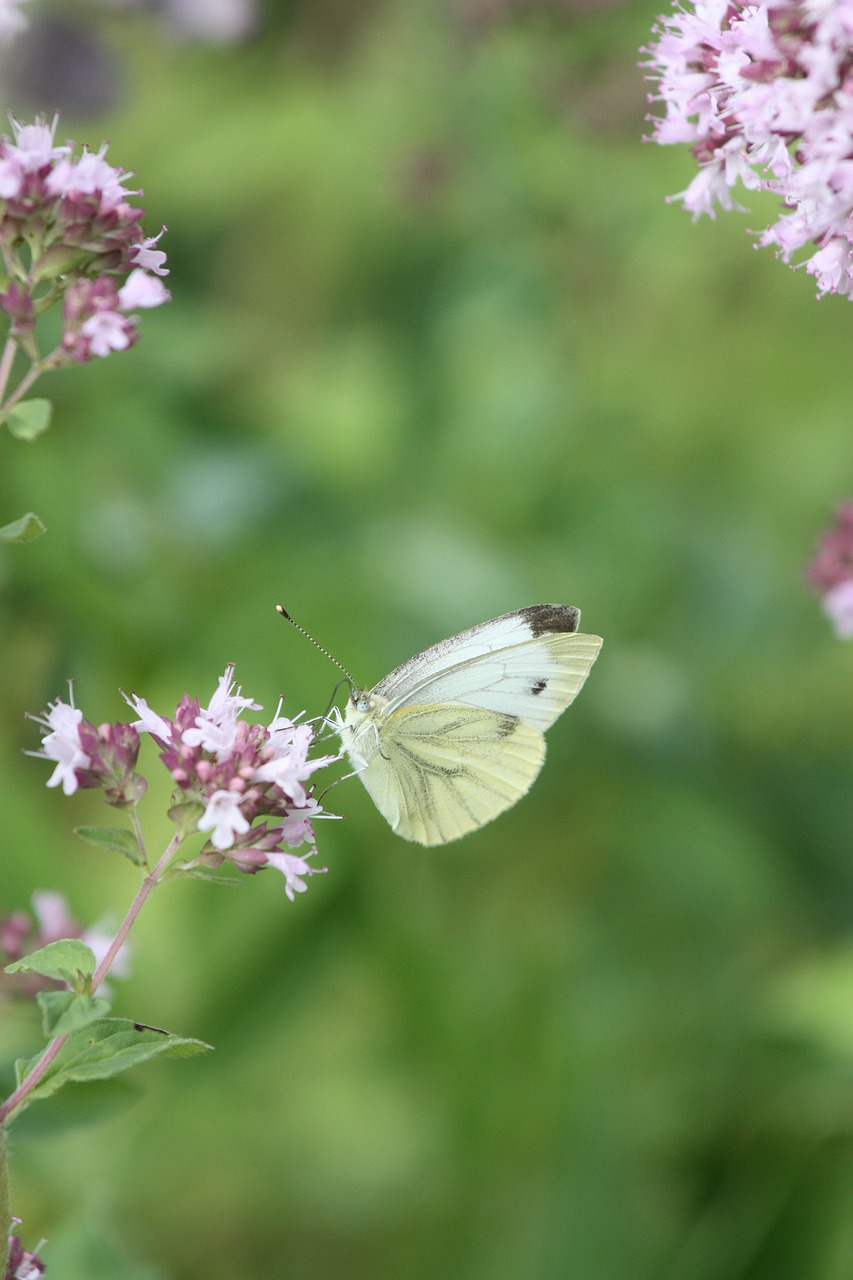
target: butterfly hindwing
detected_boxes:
[352,704,546,846]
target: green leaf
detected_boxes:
[5,398,52,440]
[38,991,111,1038]
[169,865,243,887]
[13,1018,212,1106]
[5,939,96,991]
[167,799,203,838]
[74,824,145,866]
[0,510,46,542]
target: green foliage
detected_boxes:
[6,940,96,991]
[37,992,111,1038]
[13,1020,212,1108]
[0,510,45,542]
[74,825,145,866]
[5,399,52,442]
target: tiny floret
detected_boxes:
[29,691,89,795]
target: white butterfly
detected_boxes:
[324,604,602,846]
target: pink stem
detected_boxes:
[0,836,180,1127]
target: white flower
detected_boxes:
[7,114,67,171]
[183,665,261,760]
[198,789,250,850]
[255,722,335,806]
[123,692,174,742]
[31,889,76,939]
[46,146,134,202]
[205,664,262,722]
[82,918,131,979]
[182,712,241,760]
[118,268,171,310]
[33,696,89,795]
[265,850,319,901]
[822,579,853,637]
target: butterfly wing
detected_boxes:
[349,703,547,846]
[373,605,602,733]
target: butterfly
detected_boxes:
[290,604,602,846]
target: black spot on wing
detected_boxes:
[522,604,580,637]
[531,678,547,696]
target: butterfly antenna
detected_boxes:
[276,605,356,688]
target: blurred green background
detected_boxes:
[3,1,853,1277]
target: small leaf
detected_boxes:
[38,991,111,1038]
[13,1018,212,1106]
[170,865,243,887]
[74,824,145,866]
[167,800,203,839]
[6,398,52,441]
[0,511,46,543]
[5,939,96,991]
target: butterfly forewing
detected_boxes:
[355,704,546,846]
[376,620,601,732]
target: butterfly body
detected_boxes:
[333,604,601,846]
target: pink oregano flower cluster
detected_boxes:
[30,667,337,900]
[806,500,853,636]
[0,115,169,362]
[644,1,853,297]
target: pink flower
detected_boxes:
[644,1,853,296]
[0,116,170,364]
[81,309,134,357]
[118,267,170,309]
[806,502,853,636]
[32,667,336,899]
[1,891,131,999]
[131,228,169,277]
[4,1227,45,1279]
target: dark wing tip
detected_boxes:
[522,604,580,636]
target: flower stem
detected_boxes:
[90,836,179,992]
[0,1126,11,1275]
[0,834,182,1127]
[0,363,42,415]
[130,806,150,872]
[0,338,16,406]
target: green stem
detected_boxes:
[0,338,16,406]
[130,806,150,872]
[0,1126,10,1275]
[0,363,42,415]
[0,834,182,1128]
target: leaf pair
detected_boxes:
[3,940,211,1119]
